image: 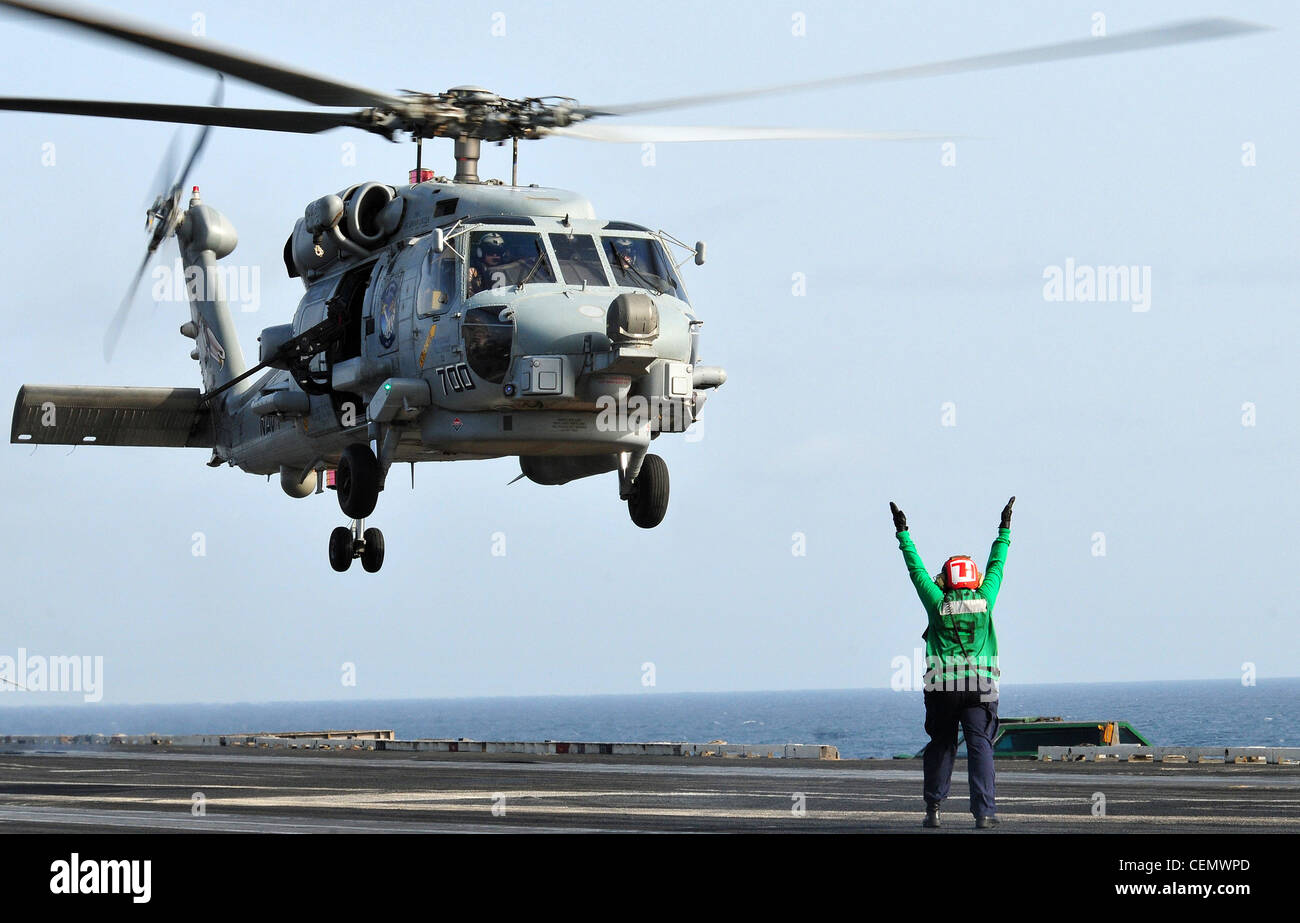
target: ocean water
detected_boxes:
[0,679,1295,759]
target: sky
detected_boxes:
[0,0,1295,707]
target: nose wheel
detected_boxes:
[328,519,385,573]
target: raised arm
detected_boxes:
[891,501,944,611]
[980,496,1014,604]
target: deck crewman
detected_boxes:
[891,497,1014,829]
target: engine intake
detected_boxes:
[285,182,404,279]
[343,182,401,247]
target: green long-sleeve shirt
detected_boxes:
[897,527,1010,687]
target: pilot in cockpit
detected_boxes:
[467,231,508,296]
[608,237,636,274]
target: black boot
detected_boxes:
[923,803,941,828]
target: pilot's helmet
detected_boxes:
[477,232,506,259]
[611,238,636,263]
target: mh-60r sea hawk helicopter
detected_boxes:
[1,2,1263,572]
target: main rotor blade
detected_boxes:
[0,0,400,108]
[103,246,155,363]
[585,18,1268,117]
[0,97,365,134]
[547,124,954,143]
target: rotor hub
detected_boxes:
[386,88,588,143]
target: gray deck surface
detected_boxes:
[0,746,1296,833]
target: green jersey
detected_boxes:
[897,527,1010,686]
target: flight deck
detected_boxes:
[0,733,1295,834]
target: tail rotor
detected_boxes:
[103,76,223,362]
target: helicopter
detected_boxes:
[1,1,1264,572]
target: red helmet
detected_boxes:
[935,555,981,590]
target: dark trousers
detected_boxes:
[923,688,999,818]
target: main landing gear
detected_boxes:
[329,441,386,573]
[621,452,670,529]
[336,442,379,519]
[329,519,385,573]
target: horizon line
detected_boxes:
[0,675,1293,711]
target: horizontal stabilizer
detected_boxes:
[10,385,214,448]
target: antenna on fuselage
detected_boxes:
[409,136,436,185]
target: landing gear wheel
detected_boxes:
[627,453,669,529]
[361,527,385,573]
[328,526,353,572]
[337,443,379,519]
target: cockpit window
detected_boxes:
[417,243,458,317]
[466,230,555,297]
[602,235,686,300]
[549,233,610,287]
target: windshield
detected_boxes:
[602,235,685,300]
[549,233,610,287]
[467,230,555,297]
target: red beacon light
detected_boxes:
[409,168,436,184]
